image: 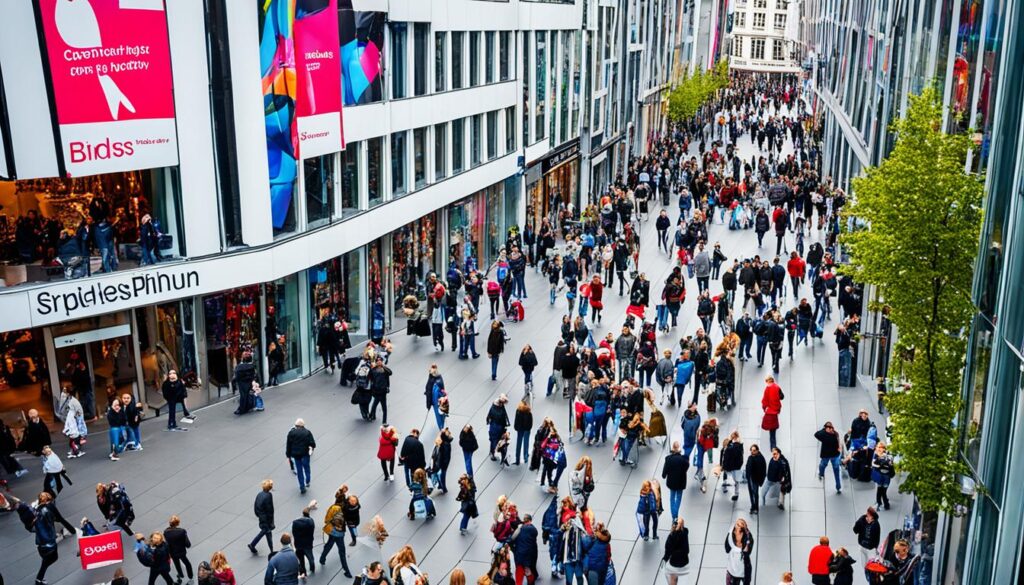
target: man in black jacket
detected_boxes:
[511,514,539,584]
[162,370,192,431]
[661,442,690,522]
[164,515,193,583]
[745,445,767,515]
[233,352,258,415]
[368,358,392,425]
[399,429,426,488]
[285,419,316,494]
[814,421,843,494]
[853,506,881,566]
[248,480,275,554]
[291,507,318,579]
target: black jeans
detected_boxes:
[148,568,174,585]
[380,457,395,480]
[370,396,388,424]
[250,527,273,551]
[769,343,782,371]
[37,545,58,582]
[172,555,194,579]
[296,547,315,575]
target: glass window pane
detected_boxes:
[505,107,515,153]
[522,32,531,145]
[367,137,384,207]
[413,23,428,96]
[452,118,464,173]
[390,23,407,99]
[485,31,495,84]
[304,154,334,227]
[391,131,407,197]
[469,31,480,86]
[535,31,546,140]
[486,110,497,160]
[340,144,359,217]
[500,31,510,81]
[471,114,482,167]
[413,127,427,189]
[434,31,446,92]
[451,32,464,89]
[434,123,447,180]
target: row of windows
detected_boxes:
[390,24,513,100]
[278,107,516,234]
[751,0,787,8]
[737,11,786,30]
[733,37,789,61]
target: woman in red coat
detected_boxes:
[377,425,399,482]
[761,376,783,450]
[589,275,605,325]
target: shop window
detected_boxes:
[469,31,480,87]
[535,31,547,141]
[471,114,483,167]
[413,23,429,96]
[448,194,483,273]
[522,33,532,145]
[391,213,438,316]
[1,167,184,285]
[435,31,447,92]
[340,144,360,218]
[434,123,448,181]
[367,240,386,335]
[308,250,362,362]
[413,127,427,190]
[390,23,408,99]
[452,118,466,173]
[265,274,301,382]
[505,107,516,153]
[0,328,51,421]
[303,155,335,228]
[367,137,385,207]
[452,32,465,89]
[560,31,571,143]
[499,31,511,81]
[391,131,408,198]
[136,300,199,410]
[487,111,498,160]
[485,31,496,84]
[202,286,261,391]
[486,183,503,263]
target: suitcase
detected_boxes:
[706,391,717,413]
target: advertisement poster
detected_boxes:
[259,0,299,230]
[37,0,178,177]
[78,531,124,570]
[295,0,344,158]
[338,5,385,106]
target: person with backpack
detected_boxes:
[134,531,175,585]
[320,488,354,576]
[248,480,275,555]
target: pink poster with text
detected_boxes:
[294,0,345,158]
[38,0,178,176]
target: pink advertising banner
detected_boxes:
[37,0,178,177]
[294,0,345,158]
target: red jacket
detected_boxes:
[808,545,834,575]
[787,257,806,278]
[377,429,398,460]
[590,281,604,302]
[761,383,782,415]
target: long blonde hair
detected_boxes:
[448,568,467,585]
[389,545,417,572]
[210,551,230,572]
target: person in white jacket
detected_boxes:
[59,387,86,458]
[41,445,72,497]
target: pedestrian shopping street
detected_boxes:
[0,130,896,585]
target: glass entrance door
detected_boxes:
[51,321,139,427]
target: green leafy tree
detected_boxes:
[667,61,729,123]
[841,86,983,513]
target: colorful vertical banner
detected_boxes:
[259,0,298,229]
[37,0,178,177]
[295,0,344,157]
[338,8,386,106]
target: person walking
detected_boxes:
[761,447,792,510]
[162,370,193,431]
[248,480,275,555]
[853,507,881,566]
[105,398,127,461]
[830,547,856,585]
[692,243,711,293]
[673,351,695,407]
[232,352,258,415]
[807,536,833,585]
[134,531,175,585]
[745,445,766,516]
[568,456,594,509]
[377,425,399,482]
[460,425,479,477]
[431,429,453,493]
[519,345,539,394]
[399,429,427,488]
[636,480,661,541]
[164,515,194,584]
[814,421,843,495]
[263,533,300,585]
[320,488,353,577]
[720,432,744,501]
[285,419,316,494]
[32,491,77,585]
[582,523,612,583]
[121,393,145,450]
[513,401,533,465]
[487,321,509,381]
[511,514,539,585]
[871,443,895,509]
[760,376,783,450]
[681,403,701,460]
[662,518,690,585]
[724,519,754,585]
[369,358,392,425]
[661,442,689,523]
[455,474,478,534]
[486,395,511,461]
[291,507,316,579]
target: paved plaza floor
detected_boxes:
[1,131,903,585]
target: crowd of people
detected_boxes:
[1,73,923,585]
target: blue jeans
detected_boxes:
[464,452,474,476]
[141,246,159,266]
[293,455,311,491]
[514,273,527,298]
[125,426,142,447]
[818,455,842,491]
[319,533,350,573]
[620,437,636,463]
[433,406,445,430]
[739,336,752,358]
[515,431,530,464]
[467,334,479,357]
[491,356,500,379]
[108,426,125,455]
[669,488,683,521]
[563,561,583,585]
[167,400,178,429]
[460,511,471,530]
[99,245,117,273]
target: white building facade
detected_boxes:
[727,0,800,73]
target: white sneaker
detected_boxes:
[109,454,119,461]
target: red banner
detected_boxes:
[37,0,178,176]
[79,531,124,570]
[294,0,344,158]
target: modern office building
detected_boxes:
[799,0,1024,582]
[0,0,688,432]
[728,0,800,73]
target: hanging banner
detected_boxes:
[294,0,344,158]
[79,530,124,570]
[37,0,178,177]
[338,7,386,106]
